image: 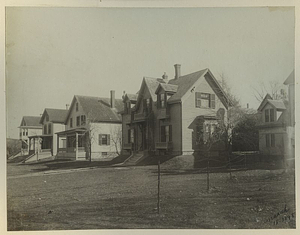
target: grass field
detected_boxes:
[7,162,295,230]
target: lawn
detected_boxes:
[7,163,295,230]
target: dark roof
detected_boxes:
[168,69,208,102]
[125,94,138,102]
[156,83,178,94]
[144,77,166,101]
[257,94,286,111]
[268,100,286,110]
[40,108,69,124]
[76,95,123,123]
[284,70,294,85]
[20,116,42,127]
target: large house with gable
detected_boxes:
[27,108,68,162]
[256,71,295,166]
[18,116,42,155]
[121,64,232,164]
[56,91,123,161]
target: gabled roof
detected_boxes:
[284,70,294,85]
[257,94,286,111]
[144,77,166,101]
[65,95,124,124]
[168,69,208,102]
[20,116,42,127]
[134,77,166,110]
[167,68,233,108]
[40,108,69,124]
[155,83,178,94]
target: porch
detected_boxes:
[56,128,87,161]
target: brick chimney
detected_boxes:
[110,90,115,108]
[174,64,181,79]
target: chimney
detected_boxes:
[66,104,70,110]
[162,72,168,83]
[174,64,181,79]
[110,90,115,108]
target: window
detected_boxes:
[25,129,28,136]
[99,134,110,145]
[143,98,152,113]
[46,115,49,122]
[76,116,80,126]
[81,115,86,125]
[20,132,22,138]
[160,94,165,108]
[44,124,47,134]
[270,109,275,122]
[23,130,25,135]
[195,92,215,109]
[125,102,131,114]
[266,134,270,147]
[161,125,172,142]
[271,134,275,147]
[76,103,79,111]
[48,123,51,134]
[265,109,275,123]
[70,118,73,128]
[102,152,108,156]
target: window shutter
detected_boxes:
[195,92,198,107]
[128,130,131,143]
[107,134,110,145]
[169,125,172,142]
[99,134,102,145]
[211,94,215,109]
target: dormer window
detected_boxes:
[265,109,275,122]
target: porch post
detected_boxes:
[27,138,30,154]
[33,137,36,153]
[75,132,78,160]
[56,134,59,157]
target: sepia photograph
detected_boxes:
[4,2,296,232]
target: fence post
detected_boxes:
[207,151,210,192]
[229,154,232,179]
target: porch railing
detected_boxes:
[155,141,173,150]
[134,112,146,121]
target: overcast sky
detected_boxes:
[6,7,294,139]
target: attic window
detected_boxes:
[46,115,49,122]
[195,92,215,109]
[76,103,79,112]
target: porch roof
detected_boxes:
[28,134,52,138]
[56,128,87,136]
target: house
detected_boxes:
[27,108,68,161]
[121,64,232,164]
[18,116,42,155]
[256,71,295,166]
[56,91,123,161]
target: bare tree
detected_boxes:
[110,125,122,156]
[252,80,287,103]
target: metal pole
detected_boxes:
[157,155,161,214]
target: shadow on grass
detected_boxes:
[155,163,287,176]
[30,155,131,173]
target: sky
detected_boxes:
[5,7,295,139]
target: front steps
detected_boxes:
[122,152,146,166]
